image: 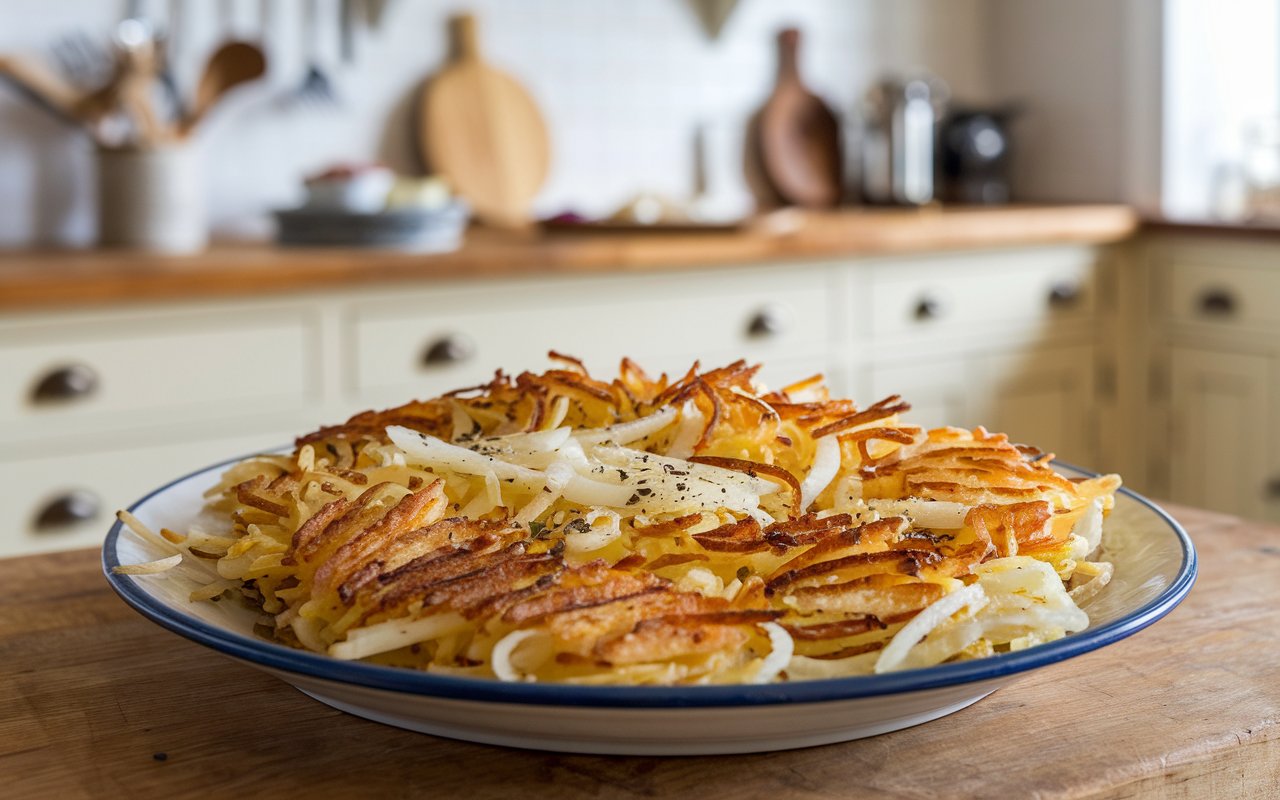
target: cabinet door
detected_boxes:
[867,358,972,432]
[974,345,1097,466]
[1167,348,1273,520]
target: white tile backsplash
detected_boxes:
[0,0,991,246]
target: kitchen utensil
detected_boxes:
[861,76,948,206]
[51,32,113,90]
[0,54,86,126]
[156,0,186,120]
[179,41,266,137]
[290,0,337,106]
[941,106,1018,204]
[103,459,1194,754]
[688,0,739,40]
[757,29,842,209]
[114,18,165,145]
[419,13,550,228]
[340,0,357,63]
[364,0,392,28]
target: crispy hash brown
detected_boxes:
[117,355,1120,685]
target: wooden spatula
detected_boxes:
[419,14,550,228]
[758,28,842,208]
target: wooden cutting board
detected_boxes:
[419,14,550,228]
[757,28,842,208]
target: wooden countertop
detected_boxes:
[1143,216,1280,239]
[0,205,1137,312]
[3,502,1275,799]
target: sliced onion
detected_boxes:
[875,584,987,673]
[329,611,467,660]
[665,401,703,459]
[867,499,971,529]
[565,508,623,553]
[754,622,794,683]
[388,426,541,482]
[491,629,543,682]
[515,461,575,525]
[111,553,182,575]
[562,474,635,507]
[799,435,841,511]
[575,407,677,445]
[1071,498,1104,557]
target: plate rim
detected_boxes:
[102,452,1197,709]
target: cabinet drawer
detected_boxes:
[350,273,830,400]
[1166,261,1280,331]
[864,248,1098,344]
[0,431,288,558]
[1,310,316,443]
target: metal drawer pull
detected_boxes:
[31,363,99,404]
[422,334,476,366]
[1198,289,1237,317]
[747,306,789,338]
[34,490,101,531]
[1048,282,1081,309]
[914,296,943,321]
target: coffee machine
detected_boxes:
[940,107,1018,204]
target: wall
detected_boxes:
[0,0,990,247]
[983,0,1162,209]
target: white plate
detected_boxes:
[103,457,1195,755]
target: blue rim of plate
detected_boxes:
[103,453,1197,709]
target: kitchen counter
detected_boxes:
[2,502,1275,799]
[0,204,1137,312]
[1143,217,1280,239]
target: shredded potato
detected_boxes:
[120,355,1121,685]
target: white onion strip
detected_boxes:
[329,612,467,660]
[575,407,677,445]
[111,554,183,575]
[665,401,703,459]
[799,435,840,510]
[491,629,542,682]
[875,584,987,674]
[1071,499,1104,557]
[754,622,794,683]
[565,509,623,553]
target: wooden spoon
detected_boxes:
[758,28,842,208]
[178,41,266,137]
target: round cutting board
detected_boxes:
[419,14,550,228]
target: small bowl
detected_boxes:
[303,167,396,213]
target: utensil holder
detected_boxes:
[96,144,206,253]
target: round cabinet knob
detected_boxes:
[1048,282,1081,309]
[31,363,99,405]
[1198,289,1237,317]
[914,296,944,321]
[747,305,791,338]
[421,334,476,366]
[34,490,101,532]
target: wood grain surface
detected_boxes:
[1,503,1276,799]
[420,13,550,227]
[0,205,1137,313]
[757,29,842,208]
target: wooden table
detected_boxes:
[2,503,1275,799]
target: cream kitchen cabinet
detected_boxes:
[1146,235,1280,524]
[853,245,1111,468]
[1,244,1118,556]
[1165,347,1276,521]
